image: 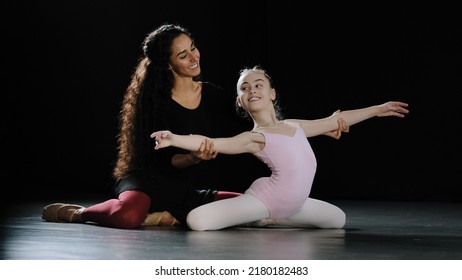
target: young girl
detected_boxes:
[151,66,409,231]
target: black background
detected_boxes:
[3,1,461,202]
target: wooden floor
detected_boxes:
[1,199,461,260]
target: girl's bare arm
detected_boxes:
[150,131,265,155]
[287,101,409,137]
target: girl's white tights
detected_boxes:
[186,194,346,231]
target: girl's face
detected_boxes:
[236,70,276,113]
[169,34,201,78]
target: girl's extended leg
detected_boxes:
[276,198,346,228]
[186,194,269,231]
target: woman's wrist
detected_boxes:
[189,152,201,164]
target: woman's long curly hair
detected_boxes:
[113,23,193,180]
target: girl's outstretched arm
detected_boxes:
[288,101,409,138]
[150,131,265,155]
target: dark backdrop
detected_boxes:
[4,1,461,202]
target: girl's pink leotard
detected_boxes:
[248,124,317,218]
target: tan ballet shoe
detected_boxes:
[41,203,85,223]
[142,211,180,226]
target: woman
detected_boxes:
[151,66,409,231]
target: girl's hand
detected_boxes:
[150,130,172,150]
[377,101,409,117]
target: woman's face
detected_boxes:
[169,34,201,78]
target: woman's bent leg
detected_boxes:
[214,191,242,200]
[82,190,151,229]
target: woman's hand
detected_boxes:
[324,110,350,139]
[151,130,217,165]
[190,138,218,163]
